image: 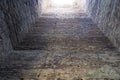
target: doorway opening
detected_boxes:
[38,0,87,17]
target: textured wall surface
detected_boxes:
[0,0,39,46]
[0,10,13,68]
[87,0,120,51]
[0,10,12,52]
[14,0,38,34]
[0,0,41,66]
[0,0,42,67]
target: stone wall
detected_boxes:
[15,0,39,34]
[0,0,39,46]
[0,10,12,52]
[87,0,120,51]
[0,0,40,65]
[0,10,13,68]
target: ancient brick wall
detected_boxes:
[87,0,120,51]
